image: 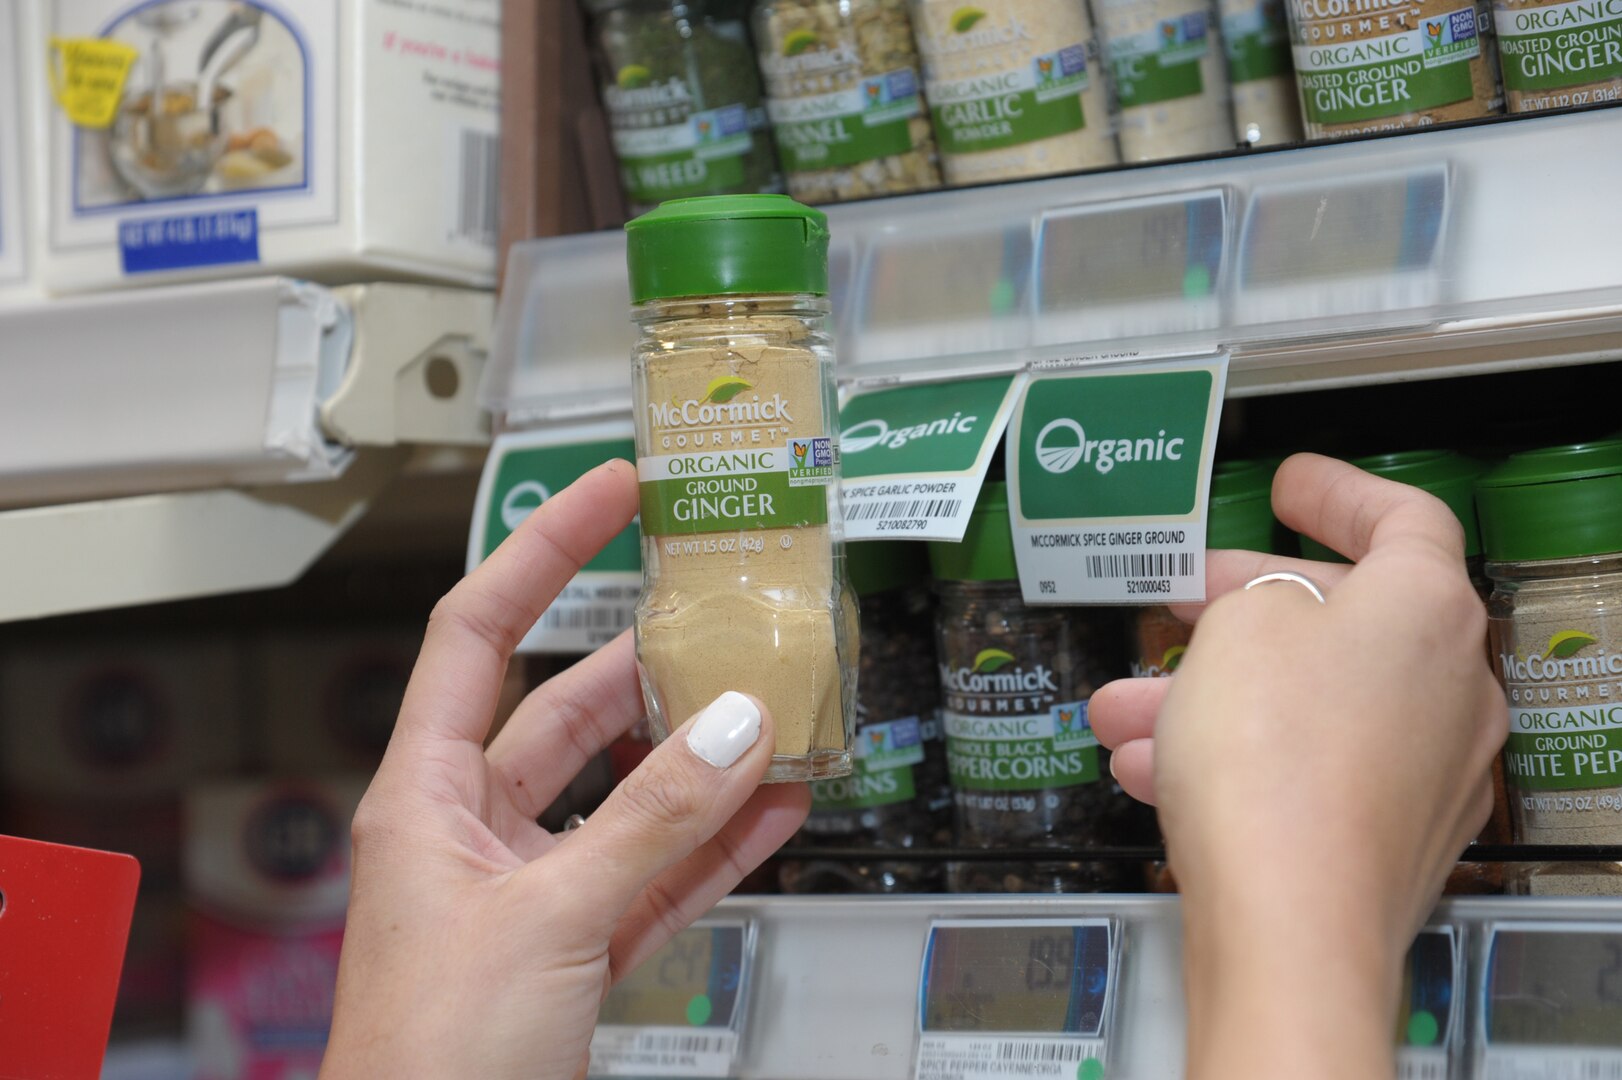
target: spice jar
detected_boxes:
[753,0,942,204]
[908,0,1120,185]
[1492,0,1622,113]
[930,483,1150,893]
[1095,0,1238,161]
[1478,441,1622,895]
[628,195,856,783]
[1219,0,1306,143]
[585,0,783,215]
[1286,0,1505,139]
[1131,459,1277,679]
[779,542,954,893]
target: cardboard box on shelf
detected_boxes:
[0,638,244,800]
[29,0,500,294]
[186,777,364,1080]
[252,629,418,774]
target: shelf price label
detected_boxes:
[914,919,1121,1080]
[589,921,755,1079]
[467,422,640,654]
[1479,922,1622,1080]
[1005,355,1227,605]
[1396,927,1462,1080]
[840,374,1028,542]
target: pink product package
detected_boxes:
[186,778,366,1080]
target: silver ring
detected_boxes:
[563,813,587,832]
[1243,571,1327,604]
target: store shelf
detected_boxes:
[0,280,493,621]
[672,894,1622,1080]
[486,109,1622,426]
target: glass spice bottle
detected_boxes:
[779,542,954,893]
[753,0,942,204]
[584,0,783,215]
[930,483,1150,893]
[1478,441,1622,897]
[627,195,856,782]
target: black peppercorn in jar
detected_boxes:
[779,542,954,894]
[929,483,1150,894]
[584,0,784,215]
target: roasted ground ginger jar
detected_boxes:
[627,195,856,783]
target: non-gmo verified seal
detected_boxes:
[787,436,835,486]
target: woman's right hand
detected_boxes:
[1090,453,1507,1080]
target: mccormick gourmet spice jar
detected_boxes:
[930,483,1150,893]
[1094,0,1240,160]
[585,0,783,214]
[1286,0,1505,139]
[1478,441,1622,896]
[753,0,943,204]
[780,542,954,893]
[1492,0,1622,112]
[627,195,856,783]
[1220,0,1308,142]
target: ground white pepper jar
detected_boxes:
[627,195,856,783]
[1478,440,1622,895]
[1095,0,1238,161]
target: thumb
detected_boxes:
[538,691,776,936]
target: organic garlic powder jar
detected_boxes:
[1287,0,1505,139]
[908,0,1120,184]
[1095,0,1239,161]
[1478,441,1622,894]
[627,195,856,783]
[1493,0,1622,112]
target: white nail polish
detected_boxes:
[686,692,762,769]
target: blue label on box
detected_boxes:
[119,209,261,274]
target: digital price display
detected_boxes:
[1481,922,1622,1078]
[915,919,1119,1080]
[1036,191,1227,314]
[590,922,753,1079]
[1396,928,1461,1080]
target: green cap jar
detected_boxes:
[1299,451,1486,563]
[928,482,1015,582]
[1208,460,1278,553]
[1477,442,1622,563]
[624,194,830,303]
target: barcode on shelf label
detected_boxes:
[841,478,979,541]
[1483,1052,1622,1080]
[1396,1050,1447,1080]
[520,576,639,653]
[1084,552,1196,580]
[589,1027,738,1079]
[916,1035,1105,1080]
[449,126,498,247]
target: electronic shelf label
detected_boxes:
[1478,921,1622,1080]
[914,918,1122,1080]
[1397,926,1464,1080]
[589,921,754,1079]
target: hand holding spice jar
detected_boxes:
[628,195,856,783]
[754,0,942,204]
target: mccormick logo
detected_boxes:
[1500,631,1622,682]
[1034,418,1186,475]
[604,73,690,112]
[648,379,794,429]
[1130,644,1187,678]
[940,650,1060,693]
[762,30,858,77]
[840,410,978,453]
[925,5,1033,51]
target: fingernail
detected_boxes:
[686,692,762,769]
[1109,753,1120,781]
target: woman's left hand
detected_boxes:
[320,460,809,1080]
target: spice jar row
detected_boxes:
[581,0,1622,212]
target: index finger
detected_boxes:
[396,459,640,748]
[1271,453,1466,566]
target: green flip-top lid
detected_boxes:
[1476,441,1622,563]
[929,483,1016,582]
[1207,460,1277,553]
[625,195,829,303]
[1299,450,1486,562]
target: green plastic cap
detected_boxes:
[1476,441,1622,563]
[1208,460,1277,553]
[929,483,1016,582]
[1299,450,1486,562]
[625,195,829,303]
[847,541,925,597]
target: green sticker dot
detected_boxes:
[1077,1057,1105,1080]
[1182,264,1212,298]
[686,994,713,1026]
[1406,1009,1439,1047]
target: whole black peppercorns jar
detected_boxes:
[929,483,1151,893]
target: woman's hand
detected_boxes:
[320,461,809,1080]
[1090,453,1507,1080]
